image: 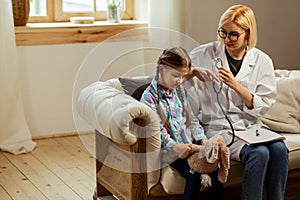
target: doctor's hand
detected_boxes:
[185,67,219,82]
[219,67,254,108]
[218,67,239,89]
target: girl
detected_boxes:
[140,47,223,200]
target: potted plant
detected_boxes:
[107,0,122,23]
[12,0,30,26]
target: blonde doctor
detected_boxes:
[185,5,289,200]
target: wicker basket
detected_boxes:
[12,0,30,26]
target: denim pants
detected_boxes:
[171,158,224,200]
[239,140,289,200]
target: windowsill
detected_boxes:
[15,20,148,46]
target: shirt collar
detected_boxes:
[151,78,175,98]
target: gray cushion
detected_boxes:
[119,76,152,100]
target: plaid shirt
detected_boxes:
[140,78,206,149]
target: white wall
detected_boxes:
[19,0,300,137]
[18,44,96,137]
[19,41,151,137]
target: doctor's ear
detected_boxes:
[245,30,250,40]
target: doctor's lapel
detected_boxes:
[235,51,255,81]
[214,43,227,64]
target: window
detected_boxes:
[16,0,147,46]
[29,0,134,23]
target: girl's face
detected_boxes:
[219,22,248,55]
[159,65,189,90]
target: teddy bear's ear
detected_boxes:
[217,143,230,183]
[187,135,231,186]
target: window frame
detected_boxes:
[28,0,134,23]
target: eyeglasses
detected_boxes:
[217,29,247,41]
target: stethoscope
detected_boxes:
[212,58,235,147]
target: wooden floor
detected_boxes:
[0,135,112,200]
[2,135,299,200]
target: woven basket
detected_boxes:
[12,0,30,26]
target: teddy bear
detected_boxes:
[187,135,230,187]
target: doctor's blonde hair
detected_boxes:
[218,4,258,50]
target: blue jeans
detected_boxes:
[239,140,289,200]
[171,158,224,200]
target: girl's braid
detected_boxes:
[175,86,192,127]
[155,65,172,134]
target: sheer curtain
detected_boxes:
[0,0,36,154]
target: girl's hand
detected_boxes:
[189,143,205,152]
[172,143,206,159]
[172,144,193,159]
[185,67,219,82]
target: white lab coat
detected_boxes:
[184,41,277,161]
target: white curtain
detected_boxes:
[0,0,36,154]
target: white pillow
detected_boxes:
[261,70,300,133]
